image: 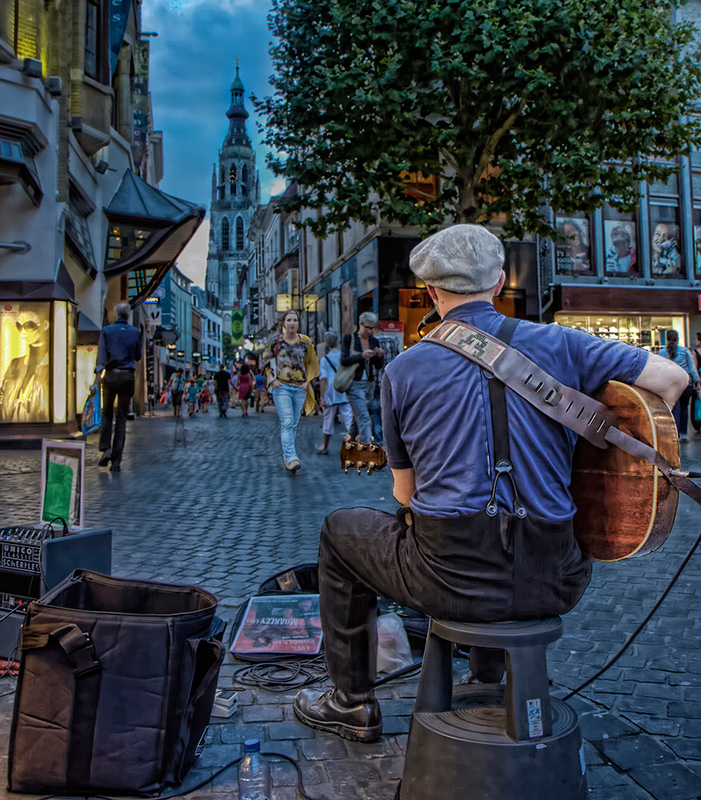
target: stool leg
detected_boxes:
[414,630,453,713]
[504,644,553,742]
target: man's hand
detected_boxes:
[375,348,385,357]
[362,349,375,359]
[320,396,329,408]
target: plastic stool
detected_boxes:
[398,618,587,800]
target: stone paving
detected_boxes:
[0,403,700,799]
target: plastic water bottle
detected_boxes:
[237,738,271,800]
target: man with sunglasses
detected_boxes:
[95,303,142,472]
[0,308,51,422]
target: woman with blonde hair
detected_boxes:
[262,310,319,473]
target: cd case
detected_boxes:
[230,594,322,656]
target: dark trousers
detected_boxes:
[672,384,696,436]
[318,507,591,695]
[99,369,135,464]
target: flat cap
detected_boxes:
[409,224,505,293]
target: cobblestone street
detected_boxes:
[0,407,700,799]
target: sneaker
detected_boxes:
[286,459,301,474]
[98,450,111,467]
[110,462,121,472]
[293,687,381,743]
[316,447,329,455]
[681,434,689,442]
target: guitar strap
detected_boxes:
[424,318,701,507]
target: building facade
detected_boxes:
[205,67,259,341]
[0,0,203,437]
[191,286,223,374]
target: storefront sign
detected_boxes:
[276,294,292,312]
[231,309,244,344]
[109,0,132,78]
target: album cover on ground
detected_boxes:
[230,594,322,656]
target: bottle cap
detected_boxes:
[243,738,261,753]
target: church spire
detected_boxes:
[225,62,250,145]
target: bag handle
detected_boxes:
[21,622,101,677]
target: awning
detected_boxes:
[104,170,205,304]
[0,261,75,302]
[77,311,102,344]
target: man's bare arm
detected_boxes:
[633,352,688,409]
[391,468,416,507]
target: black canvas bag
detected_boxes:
[8,570,225,796]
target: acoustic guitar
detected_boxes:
[339,380,680,562]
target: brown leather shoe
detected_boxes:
[293,687,382,742]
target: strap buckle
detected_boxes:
[67,632,101,678]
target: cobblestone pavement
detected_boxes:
[0,405,700,799]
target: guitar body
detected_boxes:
[571,381,680,562]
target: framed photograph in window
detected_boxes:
[650,206,683,278]
[554,216,592,274]
[604,220,638,275]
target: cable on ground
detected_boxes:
[563,526,701,701]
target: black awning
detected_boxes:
[103,170,205,303]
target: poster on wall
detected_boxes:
[555,217,592,274]
[0,303,51,423]
[604,221,638,275]
[650,210,683,277]
[40,440,85,529]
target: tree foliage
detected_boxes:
[257,0,701,239]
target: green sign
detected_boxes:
[231,310,244,344]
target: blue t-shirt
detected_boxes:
[254,374,267,391]
[381,302,648,521]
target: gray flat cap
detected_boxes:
[409,224,505,293]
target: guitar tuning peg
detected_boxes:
[344,460,353,471]
[344,434,351,441]
[355,435,363,443]
[344,467,349,474]
[345,439,353,450]
[369,443,378,452]
[368,436,374,443]
[367,461,376,471]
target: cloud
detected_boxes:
[142,0,278,209]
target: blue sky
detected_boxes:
[142,0,284,285]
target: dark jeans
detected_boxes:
[99,369,135,464]
[672,384,696,435]
[216,390,229,415]
[318,507,591,694]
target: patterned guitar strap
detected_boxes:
[423,318,701,506]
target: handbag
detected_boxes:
[8,570,225,796]
[333,336,361,393]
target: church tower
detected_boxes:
[206,65,259,338]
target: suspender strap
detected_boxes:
[424,318,701,507]
[485,318,526,518]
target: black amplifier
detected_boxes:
[0,527,48,601]
[0,525,112,659]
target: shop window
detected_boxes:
[603,205,639,276]
[554,215,592,274]
[648,172,679,198]
[221,218,230,251]
[649,205,683,278]
[555,313,687,351]
[0,302,51,423]
[236,216,244,251]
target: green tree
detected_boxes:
[222,333,237,362]
[258,0,701,239]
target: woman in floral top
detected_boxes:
[263,310,319,473]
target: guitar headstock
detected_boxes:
[339,436,387,475]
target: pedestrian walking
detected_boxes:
[341,312,384,442]
[213,364,231,417]
[95,303,142,472]
[200,384,211,413]
[292,223,688,744]
[237,364,253,418]
[167,368,186,417]
[186,379,199,417]
[317,330,353,454]
[262,310,319,474]
[253,371,267,412]
[659,329,699,441]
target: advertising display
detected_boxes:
[650,206,683,277]
[604,220,638,275]
[230,594,322,657]
[0,303,51,423]
[40,440,85,528]
[554,216,592,274]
